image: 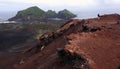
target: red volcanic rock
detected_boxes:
[99,13,120,20]
[0,14,120,69]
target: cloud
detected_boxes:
[3,0,98,7]
[1,0,120,8]
[1,0,120,10]
[0,0,120,14]
[105,0,120,4]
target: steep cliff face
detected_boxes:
[0,14,120,69]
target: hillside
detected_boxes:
[0,22,64,52]
[0,13,120,69]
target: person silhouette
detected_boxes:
[98,14,100,17]
[97,14,101,20]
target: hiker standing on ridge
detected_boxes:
[98,14,100,17]
[97,14,100,20]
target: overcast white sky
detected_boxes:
[0,0,120,19]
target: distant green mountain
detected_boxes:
[9,6,45,22]
[16,6,45,17]
[44,10,57,18]
[8,6,77,22]
[57,9,77,19]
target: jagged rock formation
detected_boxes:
[0,14,120,69]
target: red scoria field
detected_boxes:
[0,14,120,69]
